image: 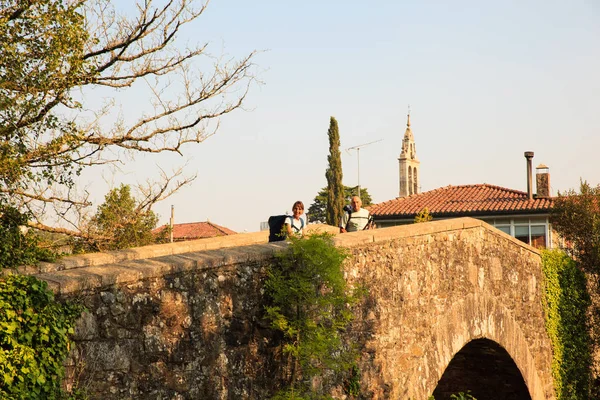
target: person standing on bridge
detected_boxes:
[285,200,307,237]
[340,196,372,233]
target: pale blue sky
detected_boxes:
[85,0,600,232]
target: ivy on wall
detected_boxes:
[0,275,84,399]
[0,205,84,398]
[541,249,591,399]
[264,233,364,399]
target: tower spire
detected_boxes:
[398,106,420,198]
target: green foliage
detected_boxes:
[85,184,158,252]
[541,249,591,399]
[550,180,600,276]
[308,186,372,224]
[344,364,361,397]
[0,198,83,398]
[429,393,477,400]
[450,393,477,400]
[0,0,88,192]
[0,274,84,399]
[0,0,255,240]
[414,207,433,223]
[0,205,55,269]
[265,233,363,398]
[325,117,344,227]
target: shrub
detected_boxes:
[265,233,363,399]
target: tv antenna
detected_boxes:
[346,139,383,198]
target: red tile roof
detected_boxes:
[368,184,554,218]
[153,221,236,241]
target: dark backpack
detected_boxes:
[268,215,304,242]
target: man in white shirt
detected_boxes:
[340,196,371,233]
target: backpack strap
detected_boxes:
[291,216,304,233]
[345,210,352,231]
[363,214,373,230]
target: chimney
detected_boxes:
[524,151,534,200]
[536,164,550,197]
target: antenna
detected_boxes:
[346,139,383,198]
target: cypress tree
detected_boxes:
[325,117,344,226]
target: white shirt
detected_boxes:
[340,208,370,232]
[285,215,306,236]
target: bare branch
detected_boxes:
[136,166,197,211]
[0,0,258,243]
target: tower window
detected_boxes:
[414,169,418,194]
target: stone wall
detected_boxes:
[337,218,554,399]
[62,243,283,399]
[34,219,554,399]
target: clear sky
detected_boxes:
[83,0,600,233]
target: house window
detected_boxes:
[413,168,418,194]
[515,226,530,244]
[530,225,546,248]
[495,225,511,235]
[487,217,550,249]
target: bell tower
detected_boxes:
[398,110,420,198]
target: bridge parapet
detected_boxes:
[32,218,553,399]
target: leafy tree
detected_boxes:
[0,0,256,242]
[308,185,372,224]
[0,205,54,269]
[82,184,158,252]
[414,207,433,223]
[325,117,344,226]
[550,180,600,277]
[265,233,363,398]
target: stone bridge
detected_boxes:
[34,217,554,399]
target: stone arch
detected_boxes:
[403,292,550,400]
[432,338,530,399]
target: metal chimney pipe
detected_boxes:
[524,151,534,200]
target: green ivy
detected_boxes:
[541,249,591,399]
[265,233,364,399]
[0,274,84,399]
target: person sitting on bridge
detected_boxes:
[340,196,372,233]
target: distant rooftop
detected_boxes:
[369,184,554,218]
[153,221,236,241]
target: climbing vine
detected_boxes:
[0,275,84,399]
[264,233,364,399]
[541,249,591,399]
[0,205,84,398]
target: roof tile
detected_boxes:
[368,184,554,218]
[153,221,236,241]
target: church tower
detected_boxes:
[398,112,420,198]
